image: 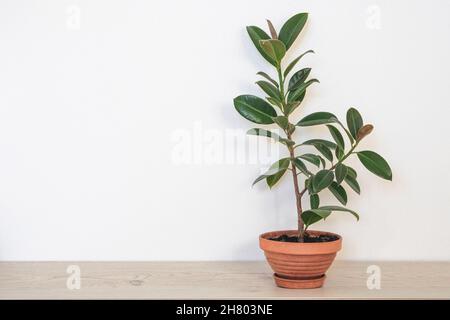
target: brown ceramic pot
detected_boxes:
[259,230,342,289]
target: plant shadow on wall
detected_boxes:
[233,13,392,289]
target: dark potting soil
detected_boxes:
[270,233,339,243]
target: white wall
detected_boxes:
[1,0,449,261]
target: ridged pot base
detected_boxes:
[274,273,326,289]
[259,230,342,289]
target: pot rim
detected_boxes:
[259,230,342,255]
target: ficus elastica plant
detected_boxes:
[233,13,392,242]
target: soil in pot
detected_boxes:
[270,233,339,243]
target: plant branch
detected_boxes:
[287,134,305,242]
[276,66,286,114]
[329,141,359,170]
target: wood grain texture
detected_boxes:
[0,261,449,299]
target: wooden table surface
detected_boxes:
[0,261,449,299]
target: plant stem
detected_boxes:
[330,141,359,170]
[288,135,305,242]
[277,65,305,242]
[276,66,286,113]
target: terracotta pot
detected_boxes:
[259,230,342,289]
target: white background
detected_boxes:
[1,0,449,261]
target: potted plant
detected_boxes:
[233,12,392,289]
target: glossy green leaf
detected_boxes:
[297,112,338,127]
[312,170,334,192]
[298,154,321,168]
[319,205,359,221]
[284,50,314,77]
[252,158,290,186]
[314,144,333,162]
[344,175,360,194]
[267,168,287,188]
[278,12,308,50]
[328,182,348,205]
[335,163,348,185]
[310,194,320,209]
[301,139,337,149]
[267,97,282,108]
[246,26,276,66]
[256,71,278,88]
[357,151,393,181]
[335,146,344,160]
[284,94,305,114]
[273,116,289,129]
[299,139,336,162]
[259,39,286,64]
[255,81,281,101]
[305,178,314,194]
[346,166,357,178]
[302,209,331,227]
[327,125,345,150]
[293,158,311,176]
[346,107,363,139]
[288,68,311,91]
[234,95,277,124]
[287,79,319,102]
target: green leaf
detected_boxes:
[287,79,319,102]
[312,170,334,192]
[319,205,359,221]
[298,154,321,168]
[246,26,276,66]
[344,175,360,194]
[328,182,348,205]
[288,68,311,91]
[278,12,308,50]
[346,166,357,178]
[256,71,278,88]
[310,194,320,209]
[346,107,363,139]
[234,95,277,124]
[297,112,338,127]
[327,125,345,150]
[284,50,314,77]
[299,139,336,162]
[266,97,282,108]
[255,81,281,101]
[335,146,344,160]
[317,155,326,168]
[305,178,314,194]
[252,158,290,186]
[302,209,331,227]
[273,116,289,129]
[267,168,287,188]
[293,158,311,176]
[284,95,305,114]
[314,144,333,162]
[335,163,348,185]
[301,139,337,149]
[357,151,393,181]
[259,39,286,65]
